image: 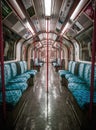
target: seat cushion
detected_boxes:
[16,73,30,79]
[0,90,22,106]
[9,77,28,83]
[72,89,96,109]
[68,83,88,93]
[25,70,37,76]
[58,70,71,77]
[65,73,74,79]
[67,76,85,84]
[6,82,28,92]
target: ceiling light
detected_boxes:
[61,22,70,35]
[70,0,88,21]
[46,20,50,32]
[25,21,35,35]
[10,0,25,19]
[44,0,51,16]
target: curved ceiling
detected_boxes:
[2,0,92,50]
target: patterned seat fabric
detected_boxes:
[25,70,37,76]
[83,64,96,88]
[65,73,74,79]
[10,62,30,80]
[8,77,28,84]
[58,61,73,77]
[59,70,71,77]
[22,61,37,76]
[0,61,35,107]
[68,83,88,93]
[67,62,96,109]
[6,82,28,92]
[72,89,96,109]
[65,62,79,80]
[67,77,85,84]
[65,63,86,83]
[0,90,22,106]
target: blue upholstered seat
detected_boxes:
[72,89,96,109]
[65,73,74,79]
[6,82,28,92]
[58,61,73,77]
[67,77,85,84]
[0,61,35,107]
[8,77,28,84]
[25,70,37,76]
[67,63,96,109]
[22,61,37,76]
[0,90,22,106]
[8,63,28,83]
[16,73,30,79]
[58,70,71,77]
[68,83,88,93]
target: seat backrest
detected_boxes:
[22,61,27,72]
[78,63,85,78]
[68,61,73,72]
[10,62,17,78]
[18,61,25,74]
[83,64,91,85]
[0,64,12,87]
[70,62,77,74]
[84,64,96,88]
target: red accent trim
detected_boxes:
[89,1,96,119]
[34,42,36,69]
[0,1,6,120]
[60,36,62,69]
[46,20,49,92]
[73,0,91,21]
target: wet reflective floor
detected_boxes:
[14,64,81,130]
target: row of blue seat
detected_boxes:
[58,61,96,109]
[52,58,61,67]
[0,61,37,107]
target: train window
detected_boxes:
[1,0,12,20]
[3,26,20,61]
[76,27,93,61]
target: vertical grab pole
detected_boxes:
[46,19,49,92]
[34,42,36,70]
[89,0,96,119]
[0,1,6,120]
[60,36,62,69]
[56,49,57,59]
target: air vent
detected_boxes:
[22,0,35,17]
[71,21,84,33]
[78,13,92,28]
[19,28,27,36]
[19,28,32,39]
[65,28,76,38]
[27,6,35,17]
[12,21,25,33]
[6,13,18,25]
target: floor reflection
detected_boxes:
[14,63,80,130]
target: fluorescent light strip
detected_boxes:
[25,21,35,35]
[45,0,51,16]
[61,22,70,35]
[46,20,50,32]
[70,0,86,21]
[61,0,87,35]
[11,0,25,19]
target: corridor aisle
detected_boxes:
[14,63,80,130]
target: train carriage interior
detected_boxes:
[0,0,96,130]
